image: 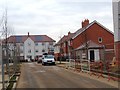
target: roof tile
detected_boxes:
[7,35,55,43]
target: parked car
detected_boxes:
[37,55,43,63]
[42,55,55,65]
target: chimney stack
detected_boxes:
[82,19,89,28]
[68,31,71,35]
[28,32,30,37]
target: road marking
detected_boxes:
[27,63,33,64]
[35,70,46,73]
[53,67,61,71]
[27,63,36,67]
[82,79,90,83]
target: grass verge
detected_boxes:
[6,75,16,90]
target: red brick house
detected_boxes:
[55,19,114,62]
[54,32,75,60]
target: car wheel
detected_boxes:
[53,62,56,65]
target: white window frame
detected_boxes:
[98,37,102,43]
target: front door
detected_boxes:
[90,50,94,62]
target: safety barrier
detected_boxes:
[78,60,120,81]
[97,61,104,78]
[65,59,81,71]
[106,61,115,81]
[74,59,81,71]
[65,59,75,69]
[90,61,104,78]
[105,61,120,81]
[65,59,120,82]
[90,62,98,76]
[90,61,120,81]
[81,59,90,73]
[69,59,75,68]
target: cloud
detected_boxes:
[0,0,113,42]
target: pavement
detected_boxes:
[0,75,2,90]
[56,61,119,88]
[0,63,18,90]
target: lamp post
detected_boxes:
[0,42,5,89]
[60,47,62,64]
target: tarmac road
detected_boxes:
[16,62,118,88]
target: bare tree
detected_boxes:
[0,4,16,89]
[1,7,15,85]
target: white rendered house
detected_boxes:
[7,33,56,61]
[113,0,120,61]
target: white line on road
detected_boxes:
[35,70,46,73]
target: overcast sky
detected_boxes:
[0,0,113,42]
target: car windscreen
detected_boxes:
[45,55,54,58]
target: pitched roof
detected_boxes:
[7,35,56,43]
[56,35,68,45]
[67,33,75,41]
[55,20,114,47]
[72,20,114,39]
[75,40,103,50]
[55,33,75,46]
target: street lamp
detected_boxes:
[0,41,5,89]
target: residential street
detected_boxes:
[16,62,118,89]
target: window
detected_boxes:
[119,14,120,17]
[35,43,38,46]
[48,47,50,50]
[98,37,102,43]
[28,49,31,53]
[50,49,54,52]
[42,42,44,46]
[49,48,54,52]
[27,55,30,58]
[28,42,31,46]
[119,19,120,29]
[20,43,23,46]
[27,55,32,59]
[42,49,45,52]
[49,42,53,45]
[36,50,38,53]
[20,49,23,53]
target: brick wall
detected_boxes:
[115,41,120,61]
[72,23,114,49]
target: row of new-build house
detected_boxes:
[2,33,56,61]
[54,19,114,62]
[2,19,114,62]
[1,1,119,63]
[1,19,116,62]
